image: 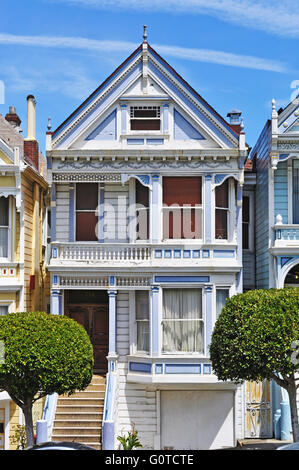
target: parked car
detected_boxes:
[25,441,97,450]
[276,443,299,450]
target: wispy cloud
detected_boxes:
[0,33,287,73]
[50,0,299,39]
[2,62,97,100]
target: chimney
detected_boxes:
[24,95,39,171]
[227,109,242,133]
[5,106,22,132]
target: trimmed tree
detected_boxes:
[0,312,94,447]
[210,288,299,441]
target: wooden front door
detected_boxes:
[66,304,109,372]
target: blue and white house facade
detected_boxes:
[46,38,249,450]
[252,97,299,290]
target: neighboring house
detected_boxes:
[249,96,299,441]
[252,96,299,290]
[46,35,250,450]
[0,97,48,449]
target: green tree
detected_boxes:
[0,312,94,447]
[210,288,299,441]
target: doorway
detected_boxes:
[65,290,109,373]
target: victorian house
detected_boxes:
[44,32,252,450]
[0,97,48,450]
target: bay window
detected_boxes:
[163,177,202,239]
[0,197,9,258]
[135,290,150,353]
[162,289,204,353]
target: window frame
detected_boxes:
[75,183,99,242]
[135,290,150,355]
[0,196,11,261]
[214,178,236,243]
[162,176,203,241]
[242,191,254,251]
[292,159,299,224]
[161,287,204,355]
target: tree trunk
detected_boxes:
[22,401,34,448]
[288,381,299,442]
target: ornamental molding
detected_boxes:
[277,142,299,150]
[52,172,122,182]
[54,159,234,172]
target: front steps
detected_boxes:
[51,374,105,450]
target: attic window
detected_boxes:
[130,106,160,131]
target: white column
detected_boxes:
[236,182,243,293]
[205,285,213,356]
[50,290,61,315]
[151,174,162,244]
[204,174,212,244]
[108,290,117,356]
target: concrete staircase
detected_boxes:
[51,374,105,450]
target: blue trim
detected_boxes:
[174,109,205,140]
[279,154,290,161]
[202,249,210,258]
[52,247,58,259]
[214,174,228,185]
[154,249,162,259]
[146,139,164,145]
[85,109,117,141]
[203,364,212,374]
[127,138,144,145]
[281,257,294,268]
[192,250,200,258]
[183,250,191,258]
[174,249,181,258]
[109,276,116,286]
[121,104,127,134]
[53,275,58,285]
[155,364,163,374]
[155,275,210,283]
[213,249,235,258]
[136,174,150,186]
[165,363,201,374]
[129,362,152,373]
[164,249,172,258]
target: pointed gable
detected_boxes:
[51,41,239,151]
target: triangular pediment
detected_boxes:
[52,43,239,150]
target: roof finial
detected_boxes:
[143,25,148,43]
[47,117,52,131]
[272,98,276,111]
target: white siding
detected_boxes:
[104,183,129,242]
[115,291,158,450]
[56,184,69,241]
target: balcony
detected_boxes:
[272,224,299,250]
[49,241,239,270]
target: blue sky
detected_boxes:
[0,0,299,152]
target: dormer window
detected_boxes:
[130,106,160,131]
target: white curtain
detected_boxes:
[135,291,149,353]
[162,289,203,353]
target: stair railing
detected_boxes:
[102,372,116,450]
[42,392,58,441]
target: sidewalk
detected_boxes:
[228,439,293,450]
